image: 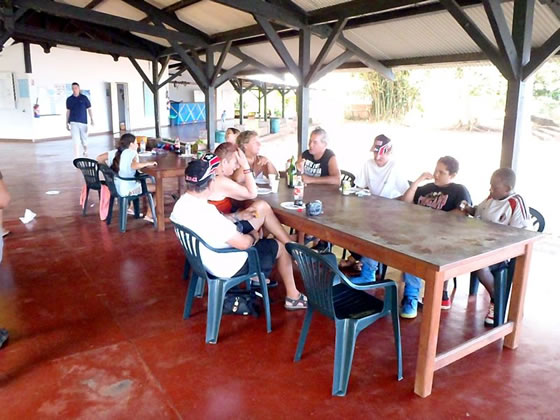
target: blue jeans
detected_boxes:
[403,272,422,299]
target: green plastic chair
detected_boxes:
[286,243,402,396]
[172,222,271,344]
[99,164,157,232]
[469,207,545,326]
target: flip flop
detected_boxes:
[2,230,10,238]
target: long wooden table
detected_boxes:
[140,151,192,232]
[261,183,541,397]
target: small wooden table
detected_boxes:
[261,183,541,397]
[140,151,192,232]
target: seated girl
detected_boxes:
[111,133,158,222]
[235,130,278,184]
[209,143,292,246]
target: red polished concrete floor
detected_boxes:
[1,138,560,419]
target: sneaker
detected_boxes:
[441,291,451,310]
[400,296,418,319]
[484,303,495,326]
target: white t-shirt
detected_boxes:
[354,159,409,199]
[107,149,117,167]
[475,193,530,229]
[171,192,247,278]
[115,149,141,196]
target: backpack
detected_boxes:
[223,289,260,317]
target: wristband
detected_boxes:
[243,169,252,174]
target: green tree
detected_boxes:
[360,70,418,122]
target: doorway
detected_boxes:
[110,82,130,134]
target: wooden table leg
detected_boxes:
[297,230,305,244]
[504,243,533,349]
[156,175,165,232]
[414,271,445,398]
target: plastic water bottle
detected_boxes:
[294,176,304,206]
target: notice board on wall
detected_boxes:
[0,72,16,110]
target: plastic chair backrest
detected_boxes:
[286,243,341,319]
[172,222,212,282]
[529,207,545,232]
[98,164,119,197]
[340,170,355,187]
[73,158,102,189]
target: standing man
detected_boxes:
[66,82,94,157]
[0,169,11,348]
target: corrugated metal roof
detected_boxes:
[95,0,147,20]
[146,0,179,8]
[239,34,346,69]
[58,0,93,7]
[343,2,559,61]
[47,0,560,72]
[292,0,354,12]
[175,0,256,35]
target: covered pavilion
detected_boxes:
[0,0,559,417]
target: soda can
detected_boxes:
[342,180,351,195]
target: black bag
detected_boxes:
[223,290,260,317]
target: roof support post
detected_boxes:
[305,18,347,85]
[501,0,535,170]
[159,65,187,89]
[440,0,513,79]
[238,82,244,125]
[214,61,250,88]
[263,82,268,121]
[205,47,216,151]
[296,27,310,155]
[483,0,518,79]
[152,59,161,139]
[311,49,354,84]
[170,41,208,89]
[129,57,154,91]
[255,14,302,83]
[523,28,560,80]
[281,89,285,118]
[23,40,31,73]
[157,56,170,83]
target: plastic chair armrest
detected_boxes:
[340,277,397,292]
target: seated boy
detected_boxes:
[400,156,472,318]
[344,134,409,282]
[171,157,307,310]
[461,168,530,325]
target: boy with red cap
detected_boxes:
[341,134,409,282]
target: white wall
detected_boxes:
[0,43,168,141]
[0,44,34,140]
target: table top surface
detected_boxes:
[261,183,541,271]
[139,151,192,174]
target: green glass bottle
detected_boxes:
[287,156,296,188]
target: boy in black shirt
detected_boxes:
[400,156,472,318]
